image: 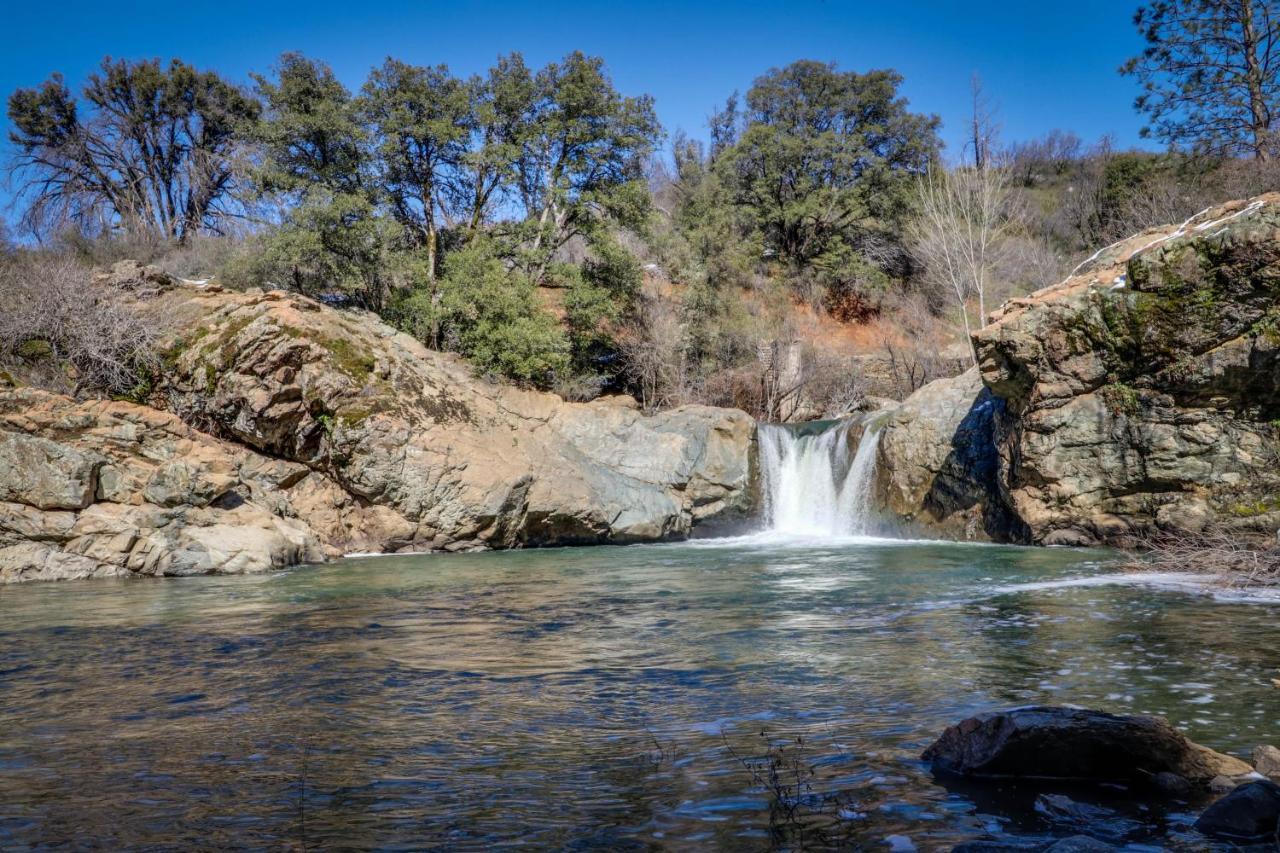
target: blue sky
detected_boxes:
[2,0,1151,189]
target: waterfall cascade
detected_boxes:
[757,419,883,537]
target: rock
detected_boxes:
[93,259,175,295]
[969,194,1280,545]
[0,542,125,582]
[148,285,756,551]
[1193,779,1280,842]
[1042,838,1115,853]
[0,279,757,580]
[0,431,99,510]
[950,837,1114,853]
[0,389,347,581]
[876,369,1024,542]
[1255,745,1280,780]
[922,706,1241,787]
[1033,795,1141,842]
[1208,774,1239,793]
[1151,771,1193,796]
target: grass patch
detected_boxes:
[1099,380,1141,416]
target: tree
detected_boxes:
[910,162,1016,363]
[393,236,569,383]
[7,57,259,241]
[251,52,368,197]
[968,74,1000,170]
[511,51,661,280]
[360,58,471,279]
[450,54,538,234]
[716,61,940,270]
[250,54,395,307]
[1122,0,1280,159]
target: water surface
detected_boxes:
[2,536,1277,850]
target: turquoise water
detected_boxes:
[1,536,1277,849]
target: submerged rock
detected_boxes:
[1033,794,1142,842]
[923,706,1247,787]
[1193,779,1280,841]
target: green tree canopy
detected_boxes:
[360,58,472,278]
[512,51,661,277]
[715,60,940,269]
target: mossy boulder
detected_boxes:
[972,195,1280,545]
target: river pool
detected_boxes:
[1,535,1277,850]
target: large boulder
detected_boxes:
[971,195,1280,546]
[875,369,1025,541]
[923,707,1251,786]
[144,285,755,552]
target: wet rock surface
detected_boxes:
[923,706,1248,786]
[1192,778,1280,841]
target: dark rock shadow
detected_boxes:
[922,387,1029,543]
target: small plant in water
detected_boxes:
[724,729,866,849]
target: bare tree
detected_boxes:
[909,161,1016,363]
[7,58,260,242]
[967,74,1001,170]
[0,255,158,396]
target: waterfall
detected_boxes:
[757,419,883,537]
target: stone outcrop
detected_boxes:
[0,388,342,581]
[923,706,1253,787]
[146,286,754,552]
[877,195,1280,546]
[974,195,1280,546]
[874,369,1024,542]
[0,278,755,580]
[1193,779,1280,841]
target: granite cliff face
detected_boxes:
[0,274,756,581]
[877,195,1280,546]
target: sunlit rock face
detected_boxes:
[0,268,757,581]
[871,195,1280,546]
[973,195,1280,546]
[147,286,755,553]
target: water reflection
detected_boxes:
[1,539,1277,849]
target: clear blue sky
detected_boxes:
[2,0,1151,194]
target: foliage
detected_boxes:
[0,253,157,396]
[1122,0,1280,159]
[7,57,259,241]
[715,61,940,271]
[360,58,471,278]
[391,238,569,383]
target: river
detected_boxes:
[2,535,1277,849]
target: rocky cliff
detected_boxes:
[0,274,755,581]
[878,194,1280,546]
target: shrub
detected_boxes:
[0,254,158,397]
[394,239,570,385]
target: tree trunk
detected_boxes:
[1241,0,1272,160]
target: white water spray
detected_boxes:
[757,419,883,537]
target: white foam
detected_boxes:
[991,571,1280,603]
